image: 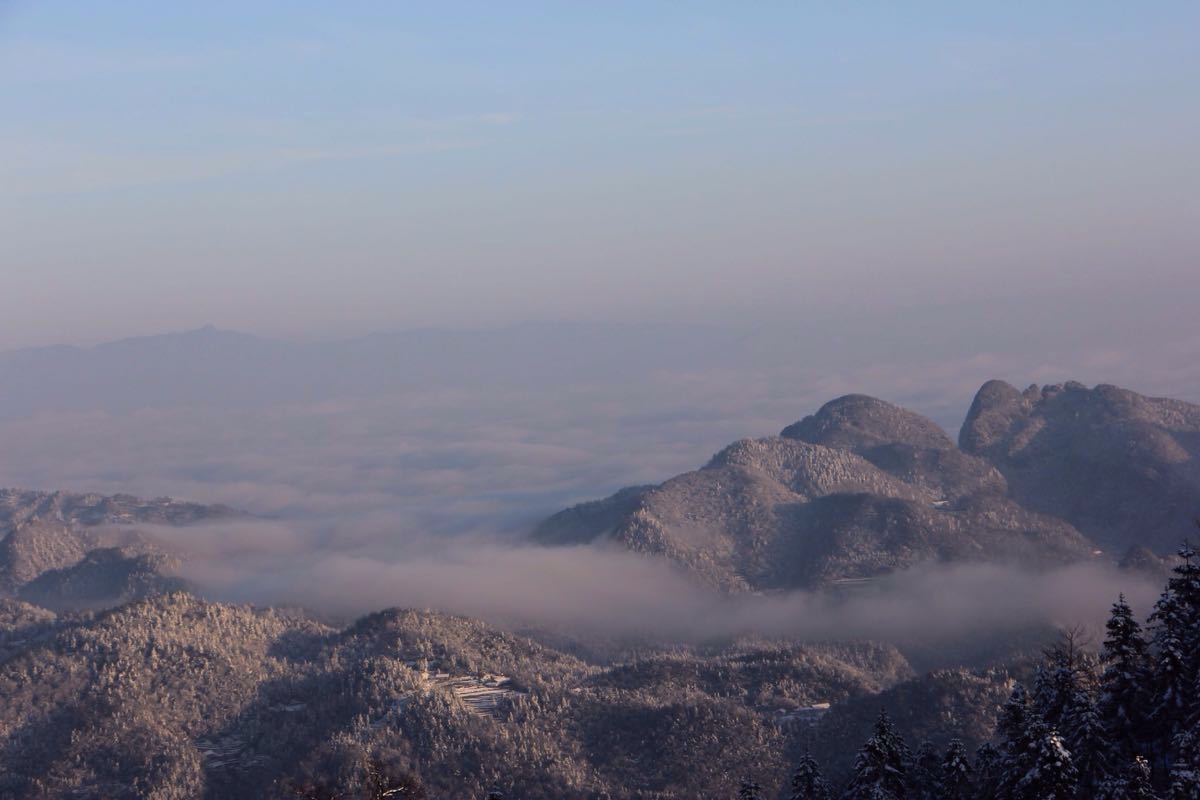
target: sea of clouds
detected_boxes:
[0,317,1195,646]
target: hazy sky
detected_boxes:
[2,2,1198,349]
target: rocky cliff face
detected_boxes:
[960,380,1200,553]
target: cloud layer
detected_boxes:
[0,322,1194,649]
[133,519,1162,650]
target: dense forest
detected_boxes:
[726,543,1199,800]
[289,543,1200,799]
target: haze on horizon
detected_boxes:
[2,1,1198,352]
[6,9,1200,797]
[3,3,1200,735]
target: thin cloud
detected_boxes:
[136,519,1163,646]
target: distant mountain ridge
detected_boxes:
[536,380,1200,589]
[0,322,764,420]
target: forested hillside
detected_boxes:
[0,593,914,799]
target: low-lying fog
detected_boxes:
[132,519,1163,649]
[1,312,1196,645]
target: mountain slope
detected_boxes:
[536,393,1092,591]
[0,489,238,608]
[16,548,188,612]
[0,593,908,799]
[783,394,1007,502]
[960,380,1200,553]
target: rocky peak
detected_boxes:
[781,394,954,452]
[959,379,1200,552]
[958,380,1030,455]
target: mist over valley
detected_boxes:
[4,2,1199,795]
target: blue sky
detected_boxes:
[1,2,1198,347]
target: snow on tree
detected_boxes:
[1099,593,1152,759]
[973,742,1001,798]
[1124,756,1158,800]
[1170,725,1200,800]
[1014,719,1078,800]
[906,741,941,800]
[998,684,1033,745]
[738,776,764,800]
[1034,662,1079,730]
[1151,586,1190,726]
[1063,685,1112,792]
[996,684,1038,799]
[938,739,973,800]
[1096,755,1159,800]
[790,753,832,800]
[842,710,909,800]
[1150,541,1200,744]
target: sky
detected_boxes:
[0,3,1198,643]
[1,1,1198,349]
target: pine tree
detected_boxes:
[939,739,973,800]
[790,753,832,800]
[1150,542,1200,745]
[1096,755,1158,800]
[996,684,1037,800]
[973,742,1001,800]
[842,710,909,800]
[1015,718,1078,800]
[1034,662,1079,730]
[1124,755,1158,800]
[998,684,1033,745]
[1170,726,1200,800]
[1099,594,1152,760]
[906,741,941,800]
[738,777,764,800]
[1063,685,1111,793]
